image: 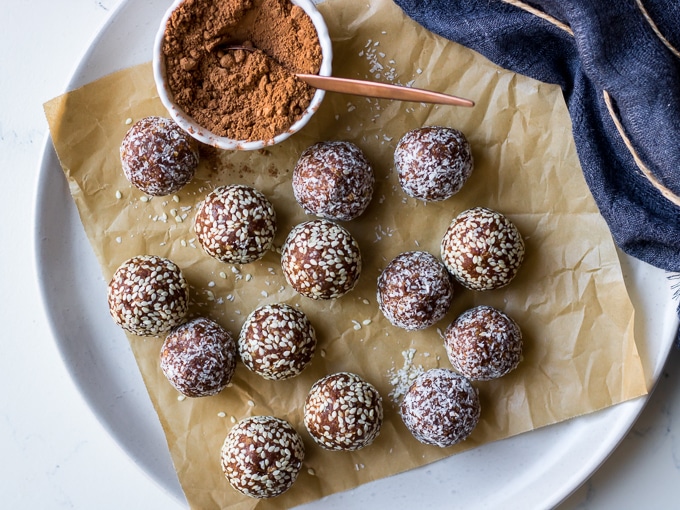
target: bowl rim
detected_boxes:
[152,0,333,151]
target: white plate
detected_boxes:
[34,0,679,508]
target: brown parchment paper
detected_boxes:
[44,0,647,508]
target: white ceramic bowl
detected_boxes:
[153,0,332,151]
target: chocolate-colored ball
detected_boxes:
[377,251,453,331]
[194,184,276,264]
[304,372,383,451]
[394,126,473,202]
[445,306,522,380]
[160,317,237,397]
[281,219,361,300]
[400,368,480,447]
[441,207,525,291]
[221,416,305,499]
[238,303,316,380]
[120,116,199,196]
[107,255,189,336]
[293,141,374,221]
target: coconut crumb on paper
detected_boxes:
[387,348,425,406]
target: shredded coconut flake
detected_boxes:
[387,348,424,406]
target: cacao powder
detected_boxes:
[163,0,323,142]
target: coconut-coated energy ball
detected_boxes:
[281,219,362,300]
[377,251,454,331]
[120,116,199,196]
[160,317,237,397]
[238,303,317,380]
[293,140,374,221]
[445,305,522,381]
[304,372,383,451]
[221,416,305,499]
[394,126,473,202]
[440,206,525,291]
[107,255,189,336]
[194,184,277,264]
[400,368,480,447]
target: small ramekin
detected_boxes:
[152,0,333,151]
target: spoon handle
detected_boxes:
[297,74,474,107]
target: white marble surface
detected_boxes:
[1,0,679,508]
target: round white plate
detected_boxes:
[34,1,679,508]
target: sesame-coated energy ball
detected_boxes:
[293,141,374,221]
[304,372,383,451]
[194,184,276,265]
[107,255,189,336]
[445,305,522,381]
[160,317,237,397]
[440,207,525,291]
[221,416,305,499]
[394,126,473,202]
[377,251,454,331]
[120,116,199,196]
[281,219,362,300]
[238,303,317,380]
[400,368,480,448]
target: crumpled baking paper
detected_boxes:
[43,0,646,508]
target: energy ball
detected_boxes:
[120,116,199,196]
[394,126,473,202]
[194,184,276,264]
[377,251,453,331]
[445,305,522,381]
[107,255,189,336]
[238,303,317,380]
[441,206,525,291]
[160,317,237,397]
[304,372,383,451]
[281,219,361,300]
[221,416,305,499]
[400,368,480,447]
[292,141,374,221]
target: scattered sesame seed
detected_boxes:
[115,190,122,200]
[217,412,226,418]
[140,196,149,202]
[125,117,133,125]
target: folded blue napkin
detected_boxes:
[394,0,680,340]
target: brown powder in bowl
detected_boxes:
[162,0,323,142]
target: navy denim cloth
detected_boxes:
[393,0,680,338]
